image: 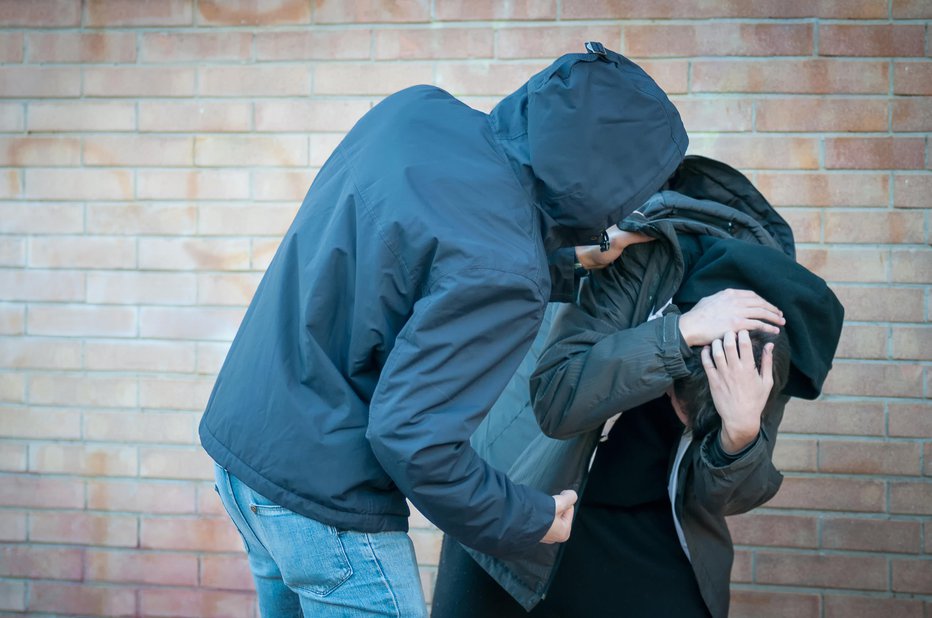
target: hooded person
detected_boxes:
[199,42,688,617]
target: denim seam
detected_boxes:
[364,532,401,618]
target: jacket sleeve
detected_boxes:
[547,247,582,303]
[686,394,788,517]
[366,267,555,557]
[530,275,693,439]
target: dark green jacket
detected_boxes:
[464,157,800,616]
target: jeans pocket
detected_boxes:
[247,493,353,596]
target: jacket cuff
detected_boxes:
[660,313,691,380]
[547,247,578,303]
[699,427,767,478]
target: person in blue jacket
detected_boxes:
[199,43,688,617]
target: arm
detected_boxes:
[366,268,556,557]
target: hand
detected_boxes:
[575,226,654,270]
[701,330,774,453]
[540,490,577,544]
[679,289,784,347]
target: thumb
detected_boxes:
[554,490,578,512]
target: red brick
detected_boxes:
[825,210,925,244]
[0,337,82,370]
[772,438,818,471]
[823,517,920,553]
[28,374,137,407]
[87,550,198,586]
[0,103,23,131]
[823,362,923,397]
[197,0,309,25]
[0,304,24,336]
[197,481,227,515]
[29,236,135,269]
[195,135,307,167]
[889,403,932,438]
[86,340,195,372]
[30,443,137,476]
[772,208,819,243]
[30,512,137,547]
[197,273,262,306]
[137,169,249,200]
[726,513,818,548]
[896,62,932,95]
[0,442,26,472]
[627,23,811,57]
[730,590,821,618]
[894,0,932,17]
[0,67,80,98]
[28,101,135,132]
[436,61,555,96]
[315,62,433,95]
[693,59,888,94]
[0,33,22,62]
[894,175,932,209]
[768,476,885,512]
[0,405,81,439]
[826,138,926,170]
[140,447,213,480]
[251,238,283,269]
[198,204,296,236]
[731,549,751,582]
[87,203,196,236]
[561,0,887,19]
[85,66,196,97]
[140,588,255,618]
[435,0,554,20]
[893,98,932,132]
[0,374,24,403]
[892,249,930,283]
[139,101,251,132]
[757,98,888,132]
[312,0,430,23]
[0,238,24,267]
[825,595,922,618]
[200,65,310,96]
[196,342,232,376]
[0,546,82,580]
[87,272,196,305]
[28,32,136,63]
[141,516,243,552]
[29,582,135,616]
[797,248,886,283]
[832,285,923,322]
[893,327,932,361]
[88,479,197,514]
[0,137,80,166]
[688,136,819,170]
[411,528,442,564]
[142,31,251,62]
[0,581,24,612]
[0,476,84,509]
[890,482,932,515]
[255,100,371,132]
[85,0,192,26]
[821,25,926,57]
[255,170,315,201]
[0,270,83,302]
[756,173,889,207]
[139,307,245,341]
[673,98,753,132]
[25,169,133,201]
[27,304,136,337]
[497,25,619,59]
[138,238,249,271]
[0,168,22,199]
[84,136,194,167]
[200,554,254,590]
[893,559,932,593]
[834,324,888,359]
[139,377,214,411]
[757,552,887,590]
[85,410,195,445]
[371,28,488,60]
[0,0,80,26]
[628,60,689,94]
[257,29,370,60]
[819,440,921,476]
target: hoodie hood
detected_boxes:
[489,42,688,250]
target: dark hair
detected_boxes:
[673,328,791,441]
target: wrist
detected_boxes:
[720,421,760,454]
[678,313,698,347]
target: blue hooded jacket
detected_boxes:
[199,44,688,556]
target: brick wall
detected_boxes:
[0,0,929,616]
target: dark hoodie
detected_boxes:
[198,44,687,556]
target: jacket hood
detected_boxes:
[489,43,688,250]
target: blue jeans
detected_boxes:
[214,463,428,618]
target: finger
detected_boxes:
[739,319,781,335]
[701,346,721,384]
[723,331,740,366]
[760,342,775,389]
[711,338,726,368]
[738,329,753,365]
[737,307,786,325]
[555,490,578,510]
[739,291,783,317]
